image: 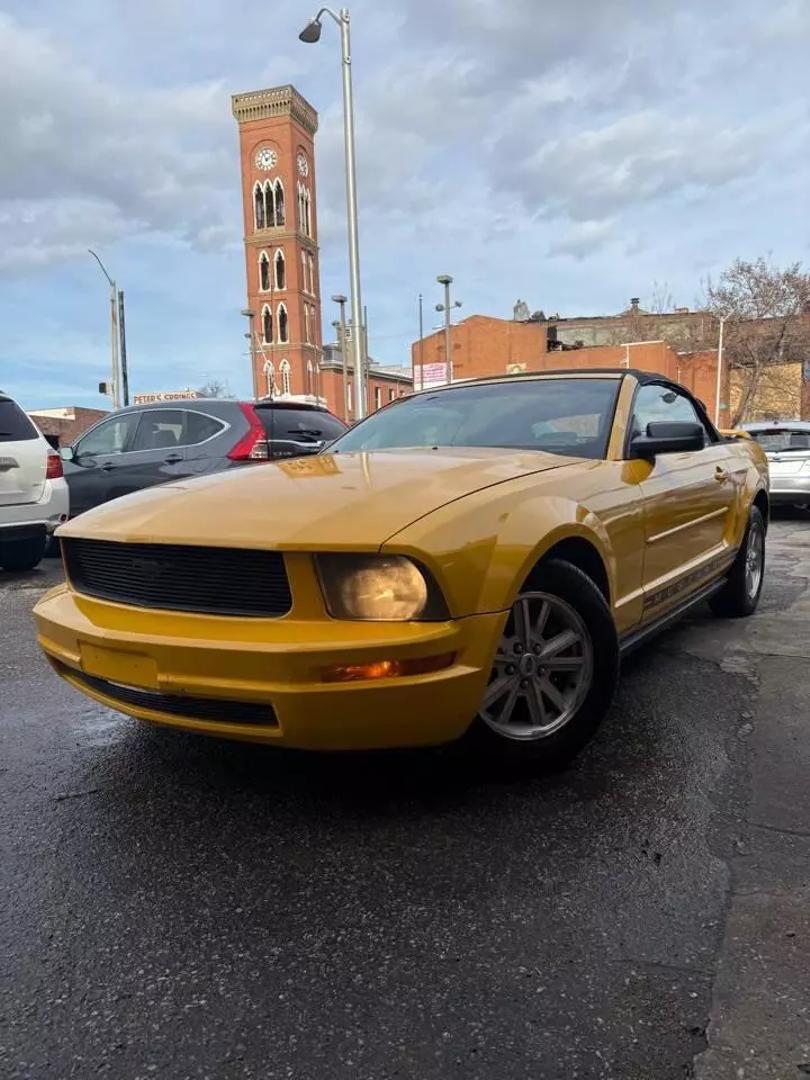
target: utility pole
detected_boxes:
[417,292,424,391]
[436,274,461,386]
[715,315,727,426]
[117,290,129,406]
[331,294,349,420]
[88,249,120,408]
[241,308,258,397]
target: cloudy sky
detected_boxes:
[0,0,807,408]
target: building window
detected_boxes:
[297,184,312,237]
[277,302,289,344]
[259,251,270,292]
[274,249,285,290]
[301,251,308,293]
[347,382,352,414]
[267,360,280,399]
[308,253,316,296]
[389,388,396,401]
[374,387,382,411]
[304,305,311,344]
[264,180,274,228]
[254,183,265,230]
[280,359,291,397]
[261,304,273,344]
[274,179,285,227]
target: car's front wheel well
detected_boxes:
[753,489,769,532]
[524,537,610,604]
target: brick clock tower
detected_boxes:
[232,85,321,401]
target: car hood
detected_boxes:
[59,447,581,550]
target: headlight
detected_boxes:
[316,554,448,621]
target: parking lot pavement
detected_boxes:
[1,519,808,1080]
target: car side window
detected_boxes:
[130,410,186,452]
[184,411,224,445]
[630,385,709,447]
[75,415,137,457]
[130,409,223,452]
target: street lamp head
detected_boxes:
[454,300,462,308]
[435,303,444,312]
[437,274,453,286]
[299,17,322,42]
[331,293,347,304]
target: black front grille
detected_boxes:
[62,538,292,618]
[60,664,278,727]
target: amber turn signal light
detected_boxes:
[321,653,455,683]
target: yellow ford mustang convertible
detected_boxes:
[35,370,769,766]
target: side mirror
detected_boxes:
[59,446,76,462]
[631,420,705,459]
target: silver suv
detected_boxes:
[0,391,69,571]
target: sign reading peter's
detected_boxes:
[132,390,202,405]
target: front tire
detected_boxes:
[709,505,765,618]
[466,559,619,769]
[0,534,47,573]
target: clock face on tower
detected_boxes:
[255,147,278,171]
[297,152,309,177]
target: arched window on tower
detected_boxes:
[259,251,270,292]
[264,181,275,228]
[261,304,273,344]
[303,189,311,237]
[274,179,285,227]
[304,304,311,344]
[280,359,291,397]
[274,249,285,290]
[277,303,289,344]
[300,251,308,292]
[254,183,265,230]
[308,253,316,296]
[307,357,314,394]
[263,359,275,398]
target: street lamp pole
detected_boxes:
[299,7,366,419]
[331,293,349,420]
[417,292,424,391]
[241,308,258,397]
[715,314,727,426]
[88,249,120,408]
[436,274,461,386]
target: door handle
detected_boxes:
[164,454,183,464]
[714,466,729,482]
[100,462,117,472]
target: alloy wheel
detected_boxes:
[745,521,764,599]
[479,591,594,741]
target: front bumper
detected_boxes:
[34,585,506,750]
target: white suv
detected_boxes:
[0,391,69,572]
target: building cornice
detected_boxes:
[232,85,318,134]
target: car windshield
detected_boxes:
[328,378,620,460]
[749,428,810,452]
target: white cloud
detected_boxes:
[0,13,237,273]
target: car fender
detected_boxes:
[382,474,617,619]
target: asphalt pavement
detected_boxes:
[1,519,808,1080]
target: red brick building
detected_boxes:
[413,317,730,425]
[232,85,410,421]
[27,406,108,448]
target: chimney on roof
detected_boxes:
[630,297,640,311]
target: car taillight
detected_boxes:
[227,403,271,461]
[46,452,63,479]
